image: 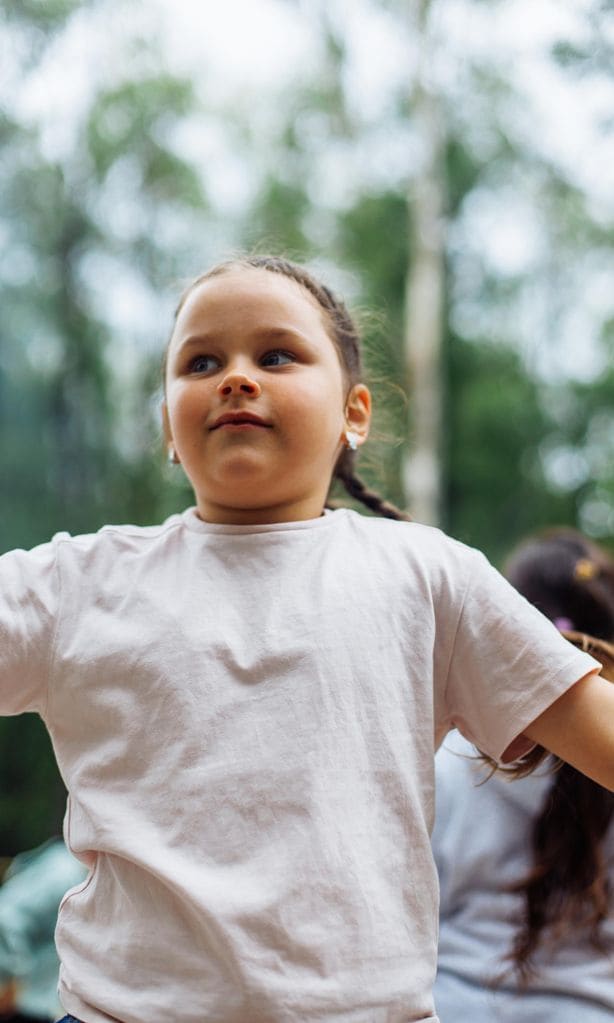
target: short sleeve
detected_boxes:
[0,540,61,716]
[444,549,600,762]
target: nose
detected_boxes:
[217,369,262,399]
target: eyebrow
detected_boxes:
[176,326,314,351]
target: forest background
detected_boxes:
[1,0,613,852]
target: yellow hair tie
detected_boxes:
[574,558,598,582]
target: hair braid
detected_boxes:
[334,452,411,522]
[507,765,613,982]
[499,528,614,982]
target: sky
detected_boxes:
[16,0,613,206]
[3,0,613,528]
[5,0,614,382]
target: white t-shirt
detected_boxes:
[432,731,614,1022]
[0,508,599,1023]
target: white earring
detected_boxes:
[167,445,179,465]
[344,431,360,452]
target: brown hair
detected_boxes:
[165,254,410,522]
[502,528,614,981]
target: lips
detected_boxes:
[210,412,271,430]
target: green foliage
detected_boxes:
[336,191,410,506]
[551,41,594,70]
[1,0,82,31]
[2,0,613,852]
[0,718,65,854]
[244,177,312,257]
[554,336,614,537]
[337,192,408,327]
[0,0,208,853]
[444,335,575,564]
[445,136,482,216]
[87,77,202,205]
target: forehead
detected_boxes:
[172,268,331,343]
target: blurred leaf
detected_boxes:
[244,177,312,257]
[86,76,202,202]
[550,41,594,70]
[1,0,83,30]
[444,335,575,562]
[0,0,209,852]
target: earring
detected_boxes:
[167,445,179,465]
[344,431,360,452]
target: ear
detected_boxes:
[344,384,371,445]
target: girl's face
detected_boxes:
[163,268,370,524]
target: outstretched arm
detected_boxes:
[524,672,614,791]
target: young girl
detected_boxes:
[0,255,612,1023]
[432,529,614,1022]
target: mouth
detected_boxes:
[210,413,272,431]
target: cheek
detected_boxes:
[165,391,210,451]
[317,376,347,428]
[291,380,345,446]
[169,384,207,422]
[299,362,346,410]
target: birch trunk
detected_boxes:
[402,0,446,525]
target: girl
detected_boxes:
[432,529,614,1022]
[0,255,612,1023]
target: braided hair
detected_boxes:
[502,529,614,981]
[165,254,410,523]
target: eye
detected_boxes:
[188,354,220,374]
[260,350,296,368]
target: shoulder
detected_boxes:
[0,513,189,586]
[343,509,479,559]
[341,510,485,593]
[49,512,186,559]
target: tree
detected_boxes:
[0,0,209,852]
[238,0,614,559]
[2,0,613,849]
[402,0,447,526]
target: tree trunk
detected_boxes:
[402,0,446,525]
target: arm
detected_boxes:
[524,671,614,791]
[0,544,60,717]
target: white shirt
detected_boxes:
[433,730,614,1021]
[0,508,599,1023]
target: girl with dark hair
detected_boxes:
[433,528,614,1022]
[0,256,612,1023]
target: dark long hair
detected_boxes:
[165,255,410,522]
[503,528,614,980]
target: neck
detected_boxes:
[194,495,328,526]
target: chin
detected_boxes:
[204,475,287,506]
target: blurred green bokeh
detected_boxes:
[1,0,613,852]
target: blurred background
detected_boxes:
[0,0,613,851]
